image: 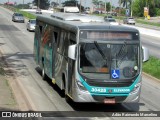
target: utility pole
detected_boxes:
[85,0,86,8]
[105,0,106,13]
[38,0,40,9]
[119,0,121,24]
[7,0,9,7]
[110,0,112,13]
[80,0,82,13]
[23,0,24,9]
[130,0,132,17]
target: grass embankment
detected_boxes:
[143,57,160,80]
[19,11,36,19]
[3,5,36,19]
[0,67,5,75]
[0,54,5,76]
[136,19,160,27]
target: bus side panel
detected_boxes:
[35,21,45,70]
[65,33,77,97]
[34,29,38,64]
[34,22,54,79]
[55,31,68,90]
[44,44,53,78]
[55,53,67,89]
[66,58,75,96]
[34,25,41,65]
[42,26,53,79]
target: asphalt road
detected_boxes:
[141,34,160,58]
[0,6,160,120]
[136,22,160,31]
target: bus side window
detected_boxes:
[64,33,76,57]
[69,33,76,45]
[35,25,39,39]
[52,31,58,51]
[54,32,58,43]
[52,29,59,52]
[63,32,69,57]
[56,33,61,51]
[37,21,45,36]
[58,31,67,54]
[38,25,43,43]
[35,25,42,42]
[48,41,52,48]
[39,26,43,34]
[70,39,76,45]
[47,26,52,48]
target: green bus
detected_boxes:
[34,13,149,103]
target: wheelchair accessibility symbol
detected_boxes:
[112,70,120,79]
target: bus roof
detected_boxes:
[36,13,139,33]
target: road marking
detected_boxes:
[150,41,160,45]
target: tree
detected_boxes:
[15,4,30,9]
[145,0,160,7]
[32,0,50,9]
[132,0,143,17]
[99,1,104,8]
[155,0,160,7]
[51,2,59,7]
[92,0,100,8]
[92,0,105,8]
[62,0,78,7]
[132,0,160,17]
[105,2,111,12]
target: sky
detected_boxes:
[0,0,119,7]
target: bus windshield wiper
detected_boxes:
[116,41,127,67]
[116,41,127,59]
[94,41,108,63]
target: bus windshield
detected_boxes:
[79,43,139,79]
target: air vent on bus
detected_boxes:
[51,13,104,23]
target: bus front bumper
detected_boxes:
[72,86,141,103]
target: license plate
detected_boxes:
[104,98,116,104]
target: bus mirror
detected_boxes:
[142,46,149,62]
[68,44,76,60]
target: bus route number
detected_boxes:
[91,88,106,93]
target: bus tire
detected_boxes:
[42,65,46,80]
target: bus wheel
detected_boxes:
[42,65,46,80]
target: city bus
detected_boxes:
[34,13,149,103]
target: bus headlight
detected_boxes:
[130,83,141,94]
[76,80,87,91]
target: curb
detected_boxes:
[142,72,160,82]
[0,49,36,111]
